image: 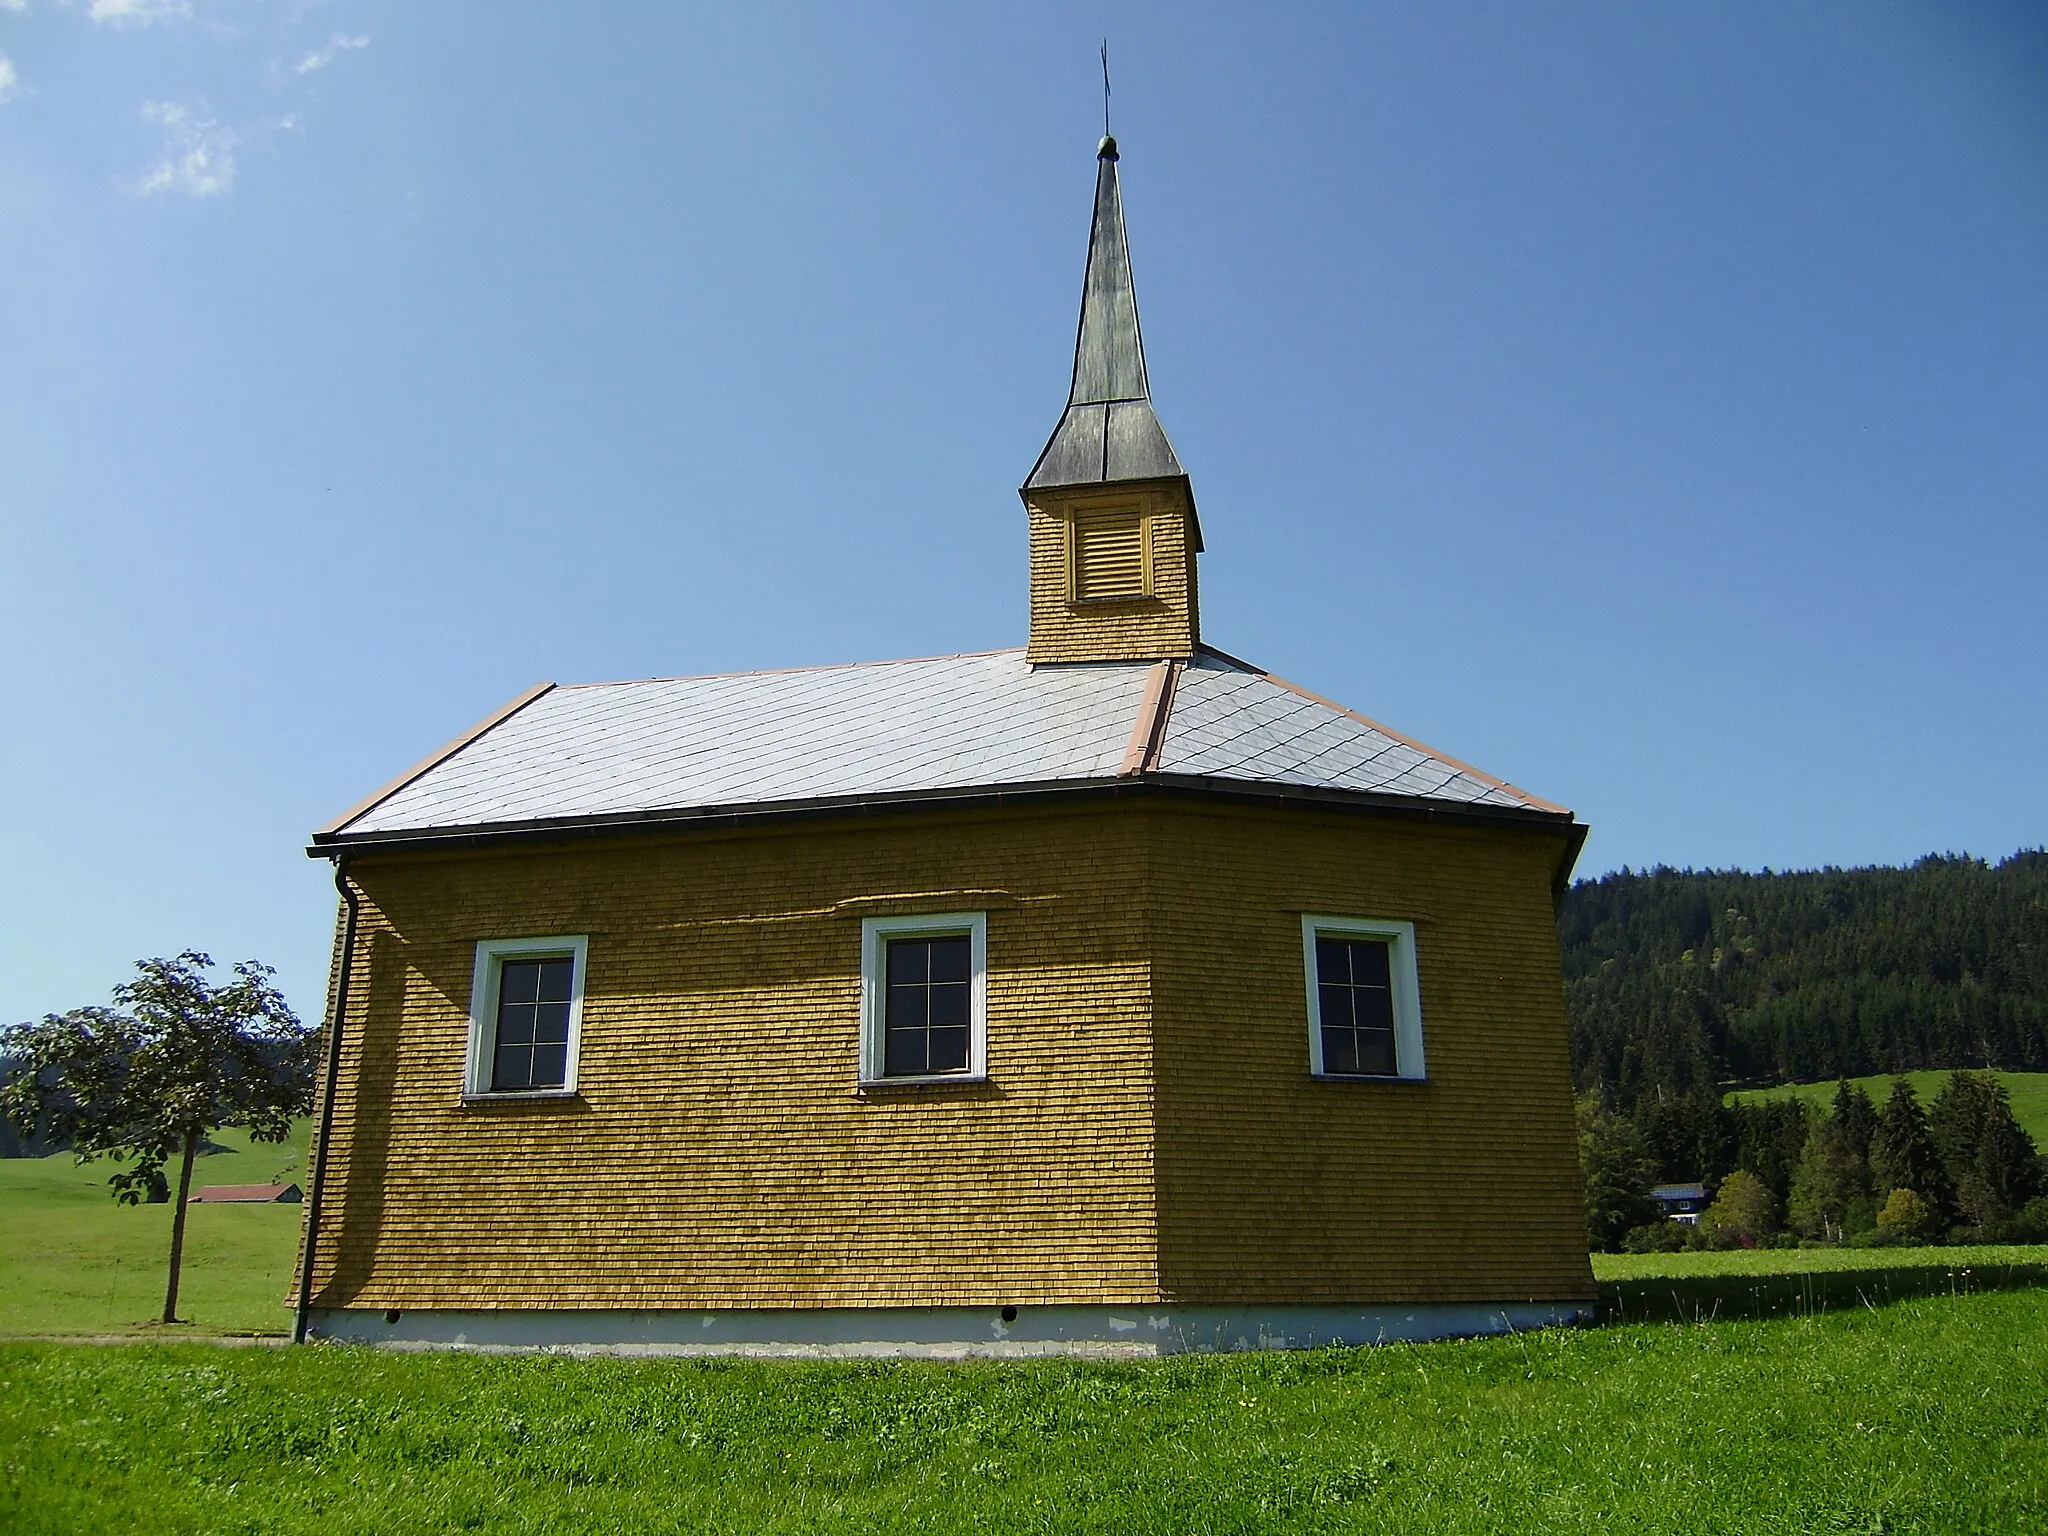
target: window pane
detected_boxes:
[1318,983,1354,1031]
[1322,1028,1360,1076]
[495,1006,536,1047]
[886,940,928,986]
[527,1044,568,1089]
[1315,936,1350,986]
[927,1027,970,1074]
[499,961,542,1006]
[885,1029,928,1077]
[537,958,575,1003]
[886,982,926,1031]
[493,1044,532,1092]
[1356,1028,1398,1077]
[532,1002,572,1044]
[1353,980,1395,1035]
[928,936,971,984]
[1350,939,1392,990]
[927,982,969,1029]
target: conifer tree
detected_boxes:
[1577,1093,1660,1250]
[1831,1079,1879,1162]
[1872,1077,1951,1220]
[1930,1071,2041,1232]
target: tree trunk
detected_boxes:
[162,1126,197,1325]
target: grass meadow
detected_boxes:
[0,1122,308,1337]
[5,1117,2047,1531]
[3,1290,2045,1534]
[1724,1069,2048,1143]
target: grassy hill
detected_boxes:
[1726,1069,2048,1148]
[0,1120,310,1337]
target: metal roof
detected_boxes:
[317,648,1568,849]
[1025,137,1185,491]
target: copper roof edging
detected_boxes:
[312,681,557,840]
[1119,659,1175,776]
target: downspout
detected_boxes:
[293,858,359,1345]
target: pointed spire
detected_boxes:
[1025,136,1185,490]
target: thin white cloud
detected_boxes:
[0,53,17,104]
[88,0,192,25]
[133,100,236,197]
[294,32,366,75]
[0,1,29,16]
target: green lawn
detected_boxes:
[3,1290,2044,1534]
[1592,1243,2048,1280]
[1726,1069,2048,1144]
[0,1121,309,1338]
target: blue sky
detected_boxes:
[3,2,2045,1024]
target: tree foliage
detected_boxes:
[1561,850,2048,1105]
[1872,1077,1952,1220]
[1576,1093,1659,1251]
[1702,1170,1776,1246]
[0,952,312,1323]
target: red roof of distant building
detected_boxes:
[188,1183,302,1203]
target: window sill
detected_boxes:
[1309,1072,1427,1084]
[1068,595,1163,609]
[855,1074,990,1093]
[460,1089,583,1106]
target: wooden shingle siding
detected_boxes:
[1147,803,1594,1305]
[1025,481,1198,663]
[297,797,1590,1314]
[301,805,1161,1312]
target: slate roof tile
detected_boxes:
[323,647,1564,844]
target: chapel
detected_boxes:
[294,135,1595,1354]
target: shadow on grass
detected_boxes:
[1600,1260,2048,1324]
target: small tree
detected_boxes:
[0,953,311,1325]
[1703,1169,1777,1247]
[1875,1187,1939,1243]
[1787,1116,1869,1242]
[1576,1093,1659,1251]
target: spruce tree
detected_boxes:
[1872,1077,1952,1221]
[1831,1079,1878,1162]
[1930,1071,2041,1231]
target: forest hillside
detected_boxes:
[1558,849,2048,1193]
[1561,849,2048,1106]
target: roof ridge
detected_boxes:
[1118,659,1181,776]
[555,647,1028,691]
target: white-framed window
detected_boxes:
[465,935,590,1098]
[860,912,988,1085]
[1301,915,1426,1081]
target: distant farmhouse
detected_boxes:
[1652,1183,1708,1225]
[295,136,1594,1355]
[192,1182,302,1204]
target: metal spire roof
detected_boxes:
[1025,136,1186,490]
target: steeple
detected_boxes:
[1025,136,1185,490]
[1022,135,1203,666]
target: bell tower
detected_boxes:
[1022,135,1202,665]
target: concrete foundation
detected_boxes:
[307,1301,1595,1358]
